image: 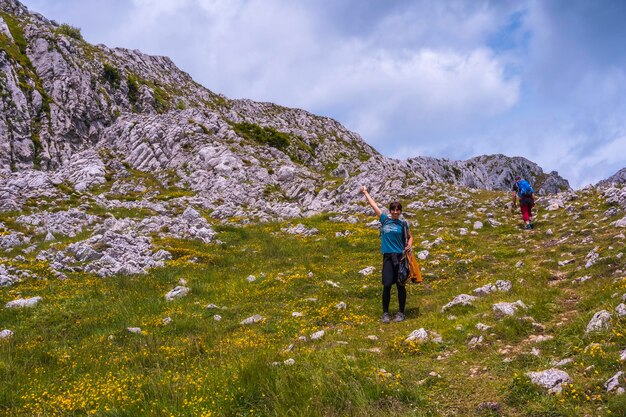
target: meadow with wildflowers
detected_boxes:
[1,185,626,416]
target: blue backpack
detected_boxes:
[516,179,534,197]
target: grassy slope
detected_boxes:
[0,187,625,416]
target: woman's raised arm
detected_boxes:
[360,186,382,217]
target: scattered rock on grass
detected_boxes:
[240,315,264,325]
[441,294,476,312]
[311,330,325,340]
[405,328,443,344]
[165,286,190,301]
[476,323,492,331]
[526,369,572,394]
[5,296,42,308]
[359,266,375,276]
[585,310,611,333]
[476,402,501,413]
[615,303,626,317]
[492,300,527,318]
[604,371,624,392]
[473,280,512,296]
[0,329,14,340]
[282,224,319,236]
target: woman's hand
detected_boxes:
[404,245,412,252]
[360,185,367,194]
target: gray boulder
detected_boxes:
[585,310,612,333]
[493,300,527,318]
[526,369,572,393]
[441,294,477,312]
[5,296,42,308]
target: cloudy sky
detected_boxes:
[22,0,626,188]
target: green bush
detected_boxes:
[232,121,290,151]
[56,24,83,41]
[102,63,121,88]
[126,75,140,105]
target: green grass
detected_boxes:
[1,187,625,416]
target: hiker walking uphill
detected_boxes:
[360,185,413,324]
[512,177,535,229]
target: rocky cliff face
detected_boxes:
[1,0,571,219]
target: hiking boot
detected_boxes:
[525,224,532,230]
[530,223,534,229]
[393,312,406,322]
[381,312,391,324]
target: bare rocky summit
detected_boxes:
[0,0,572,222]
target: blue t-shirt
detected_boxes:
[380,213,406,254]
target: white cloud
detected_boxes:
[19,0,626,188]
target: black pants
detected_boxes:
[382,253,407,313]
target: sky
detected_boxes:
[21,0,626,188]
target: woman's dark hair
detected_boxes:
[389,201,402,212]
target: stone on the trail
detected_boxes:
[619,349,626,362]
[515,260,524,268]
[165,286,190,301]
[162,317,172,325]
[526,369,572,393]
[615,303,626,317]
[283,358,295,366]
[206,303,218,309]
[417,250,429,260]
[585,310,611,333]
[473,221,483,230]
[325,280,340,288]
[558,259,575,267]
[441,294,477,312]
[213,315,222,321]
[240,315,264,325]
[127,327,142,334]
[292,312,303,317]
[573,275,592,284]
[5,296,42,308]
[246,275,256,283]
[336,301,347,310]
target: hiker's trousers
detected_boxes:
[520,203,532,222]
[382,253,407,313]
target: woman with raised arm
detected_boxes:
[360,185,413,323]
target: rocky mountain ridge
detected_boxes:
[0,0,574,221]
